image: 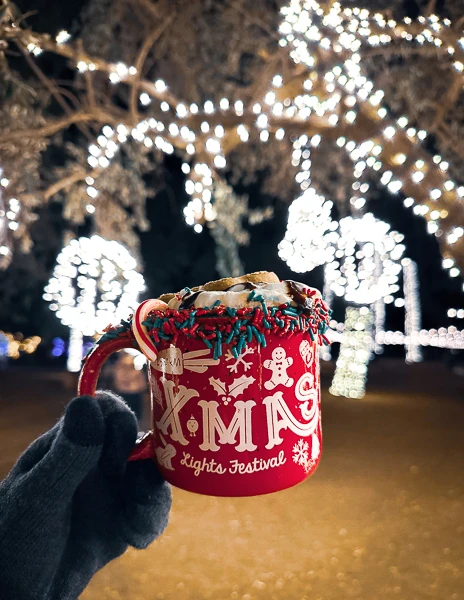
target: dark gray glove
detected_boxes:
[0,391,171,600]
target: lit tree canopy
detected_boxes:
[0,0,463,278]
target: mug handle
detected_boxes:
[78,299,167,462]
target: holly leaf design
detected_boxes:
[228,375,255,398]
[209,376,228,396]
[152,377,164,406]
[155,444,176,470]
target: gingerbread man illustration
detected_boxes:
[264,347,294,390]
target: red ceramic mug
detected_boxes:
[79,296,326,497]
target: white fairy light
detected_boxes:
[320,279,334,362]
[139,93,151,106]
[213,155,226,169]
[329,306,374,399]
[176,103,188,118]
[205,138,221,154]
[325,213,404,305]
[278,187,335,273]
[56,30,71,44]
[402,259,423,363]
[155,79,167,92]
[44,236,145,371]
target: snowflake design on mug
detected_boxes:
[225,346,254,373]
[292,438,317,473]
[293,439,309,466]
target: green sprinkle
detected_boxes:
[213,300,221,307]
[188,311,197,328]
[226,330,234,344]
[202,337,213,349]
[263,318,271,329]
[214,340,223,360]
[226,307,237,317]
[250,325,263,344]
[234,321,242,335]
[232,346,239,359]
[247,290,256,301]
[246,325,253,342]
[309,329,315,341]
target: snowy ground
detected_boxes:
[1,361,463,600]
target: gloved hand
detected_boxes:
[0,391,171,600]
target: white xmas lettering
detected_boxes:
[198,400,257,452]
[263,391,319,450]
[156,379,198,445]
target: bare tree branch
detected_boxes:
[129,15,174,122]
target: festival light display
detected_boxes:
[1,1,463,397]
[1,0,463,279]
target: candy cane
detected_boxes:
[132,299,168,362]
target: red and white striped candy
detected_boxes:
[132,299,168,362]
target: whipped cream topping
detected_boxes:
[167,281,320,313]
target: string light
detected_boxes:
[278,187,335,272]
[329,324,464,351]
[329,306,374,399]
[0,331,41,359]
[321,279,334,361]
[278,0,464,279]
[403,259,423,363]
[324,214,404,305]
[0,170,19,268]
[11,0,463,277]
[56,30,71,44]
[373,288,386,356]
[44,235,145,371]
